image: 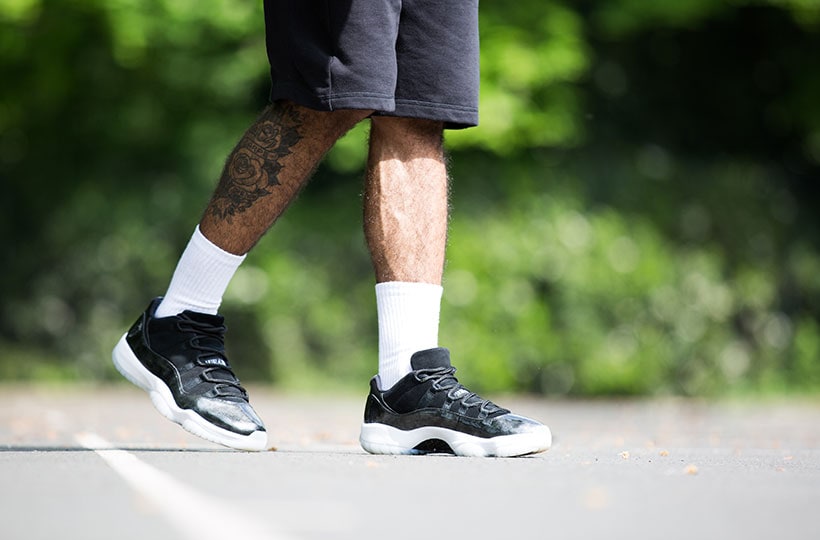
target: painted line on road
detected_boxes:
[75,432,294,540]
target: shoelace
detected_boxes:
[179,319,249,399]
[416,366,504,415]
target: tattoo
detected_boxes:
[208,103,305,221]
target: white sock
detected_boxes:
[154,226,246,318]
[376,281,443,390]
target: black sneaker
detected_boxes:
[112,298,267,451]
[359,348,551,457]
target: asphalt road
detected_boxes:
[1,385,819,540]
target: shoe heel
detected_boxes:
[359,423,422,455]
[112,333,153,392]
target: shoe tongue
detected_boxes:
[177,310,226,356]
[410,348,451,370]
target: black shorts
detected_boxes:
[263,0,479,129]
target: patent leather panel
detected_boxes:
[195,397,265,435]
[365,381,542,439]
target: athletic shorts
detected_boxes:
[263,0,480,129]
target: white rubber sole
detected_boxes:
[359,422,552,457]
[112,333,268,452]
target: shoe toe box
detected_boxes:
[490,413,549,435]
[195,397,266,435]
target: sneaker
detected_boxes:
[359,348,551,457]
[112,298,267,451]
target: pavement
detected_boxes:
[1,384,819,540]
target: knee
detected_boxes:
[370,116,444,149]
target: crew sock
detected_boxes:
[376,281,443,390]
[154,225,245,318]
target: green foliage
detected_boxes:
[441,152,820,395]
[1,0,819,395]
[449,2,590,152]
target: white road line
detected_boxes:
[75,433,293,540]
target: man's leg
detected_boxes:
[200,102,370,255]
[360,116,552,457]
[364,116,448,285]
[155,101,369,317]
[363,117,448,389]
[113,101,370,451]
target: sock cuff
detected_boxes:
[192,225,247,264]
[375,281,443,389]
[154,226,246,318]
[375,281,443,299]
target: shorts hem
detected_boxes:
[270,83,395,113]
[324,95,395,112]
[385,99,478,129]
[270,85,478,129]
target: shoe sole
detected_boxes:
[112,333,268,452]
[359,423,551,458]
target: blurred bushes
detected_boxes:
[1,0,819,395]
[443,152,820,395]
